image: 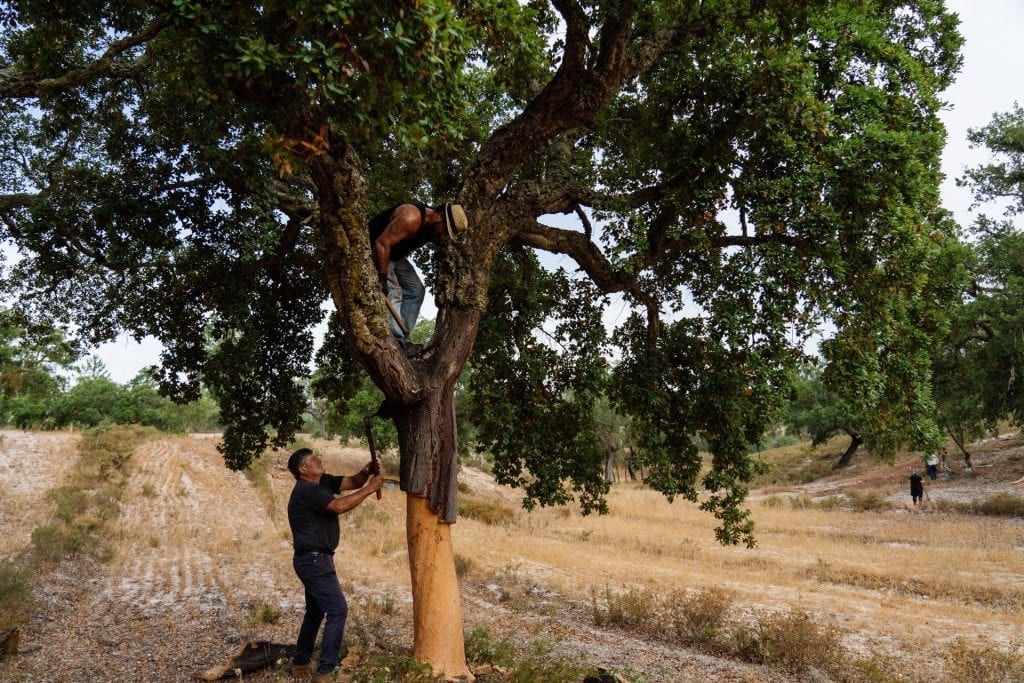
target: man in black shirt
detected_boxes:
[369,202,468,345]
[286,448,383,682]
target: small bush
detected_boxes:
[970,493,1024,517]
[31,524,92,561]
[0,559,33,631]
[731,608,839,673]
[760,495,784,508]
[454,553,474,579]
[465,626,517,668]
[945,639,1024,683]
[591,585,657,629]
[847,490,891,512]
[668,587,735,644]
[458,498,516,526]
[246,603,283,627]
[789,495,815,509]
[51,487,91,523]
[351,651,437,683]
[816,495,844,511]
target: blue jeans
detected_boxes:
[292,553,348,674]
[386,258,424,342]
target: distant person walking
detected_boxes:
[286,448,384,683]
[925,453,939,480]
[909,470,924,505]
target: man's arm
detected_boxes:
[373,204,422,277]
[340,461,375,491]
[325,475,384,515]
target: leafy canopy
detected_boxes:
[0,1,967,544]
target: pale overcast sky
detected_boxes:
[92,0,1024,383]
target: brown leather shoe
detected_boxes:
[290,662,314,678]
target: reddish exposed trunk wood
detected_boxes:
[407,495,472,680]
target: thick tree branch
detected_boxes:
[0,19,165,99]
[513,219,661,342]
[550,0,590,73]
[0,192,37,212]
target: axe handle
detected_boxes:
[364,416,382,500]
[383,298,409,337]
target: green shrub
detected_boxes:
[246,603,283,627]
[31,524,92,561]
[465,626,517,668]
[731,608,839,673]
[591,585,657,629]
[945,638,1024,683]
[789,495,815,509]
[50,487,91,523]
[0,559,33,632]
[141,483,157,498]
[668,587,735,644]
[816,495,844,510]
[760,495,784,508]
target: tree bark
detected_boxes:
[834,430,864,469]
[312,141,480,677]
[948,428,973,470]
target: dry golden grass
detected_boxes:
[443,480,1024,666]
[55,431,1023,680]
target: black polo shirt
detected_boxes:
[288,474,343,554]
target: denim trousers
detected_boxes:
[386,258,425,342]
[292,553,348,674]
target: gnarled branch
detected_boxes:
[0,19,165,99]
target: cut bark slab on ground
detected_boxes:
[196,641,292,681]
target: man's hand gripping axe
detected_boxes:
[363,414,382,500]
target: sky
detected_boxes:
[90,0,1024,383]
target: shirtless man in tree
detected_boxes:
[368,202,468,346]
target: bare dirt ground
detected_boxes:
[2,429,1022,682]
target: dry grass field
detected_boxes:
[2,428,1023,681]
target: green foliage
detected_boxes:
[246,603,283,627]
[0,558,33,632]
[935,105,1024,453]
[0,308,77,427]
[463,626,587,683]
[1,0,967,550]
[38,370,220,432]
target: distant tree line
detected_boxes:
[0,309,219,432]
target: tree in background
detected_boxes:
[784,365,865,469]
[0,1,965,675]
[0,308,77,427]
[934,105,1024,467]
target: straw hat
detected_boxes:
[444,203,469,240]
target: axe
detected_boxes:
[363,415,382,500]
